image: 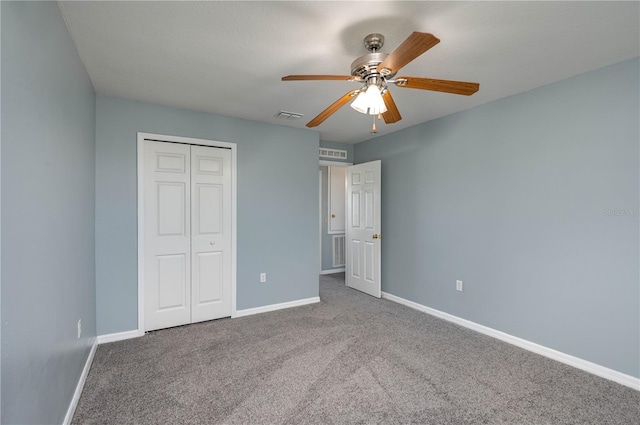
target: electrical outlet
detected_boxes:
[77,319,82,339]
[456,280,463,292]
[260,273,267,283]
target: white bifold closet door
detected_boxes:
[144,140,231,332]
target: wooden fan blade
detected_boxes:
[382,90,402,124]
[377,32,440,75]
[396,77,479,95]
[306,90,359,128]
[282,75,359,81]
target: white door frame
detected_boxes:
[319,160,352,167]
[319,170,322,273]
[137,132,238,336]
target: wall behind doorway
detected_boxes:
[319,141,352,273]
[1,2,97,423]
[96,96,320,335]
[354,58,640,378]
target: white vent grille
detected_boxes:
[277,110,304,120]
[332,235,346,267]
[319,148,347,160]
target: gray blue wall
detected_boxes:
[1,5,636,424]
[96,96,319,335]
[354,58,640,378]
[1,2,97,423]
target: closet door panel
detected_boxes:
[191,145,232,323]
[144,141,192,331]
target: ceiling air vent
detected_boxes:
[276,111,304,120]
[319,148,347,160]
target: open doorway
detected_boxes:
[319,160,351,274]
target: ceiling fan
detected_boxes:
[282,32,479,131]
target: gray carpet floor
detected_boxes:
[73,273,640,424]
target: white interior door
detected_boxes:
[144,141,192,331]
[144,140,232,331]
[190,145,231,322]
[346,160,381,298]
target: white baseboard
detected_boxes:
[320,268,345,275]
[381,291,640,391]
[63,338,97,425]
[234,296,320,318]
[97,329,140,345]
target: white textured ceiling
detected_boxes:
[58,1,639,144]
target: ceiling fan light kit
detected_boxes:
[350,84,387,115]
[282,31,480,131]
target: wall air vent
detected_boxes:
[319,148,347,160]
[332,235,346,267]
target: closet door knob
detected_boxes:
[210,241,215,245]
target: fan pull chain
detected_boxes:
[371,115,377,134]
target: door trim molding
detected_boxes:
[319,160,352,167]
[137,132,238,336]
[318,170,322,273]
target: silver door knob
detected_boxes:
[209,241,215,245]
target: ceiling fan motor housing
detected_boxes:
[351,34,396,83]
[351,52,391,80]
